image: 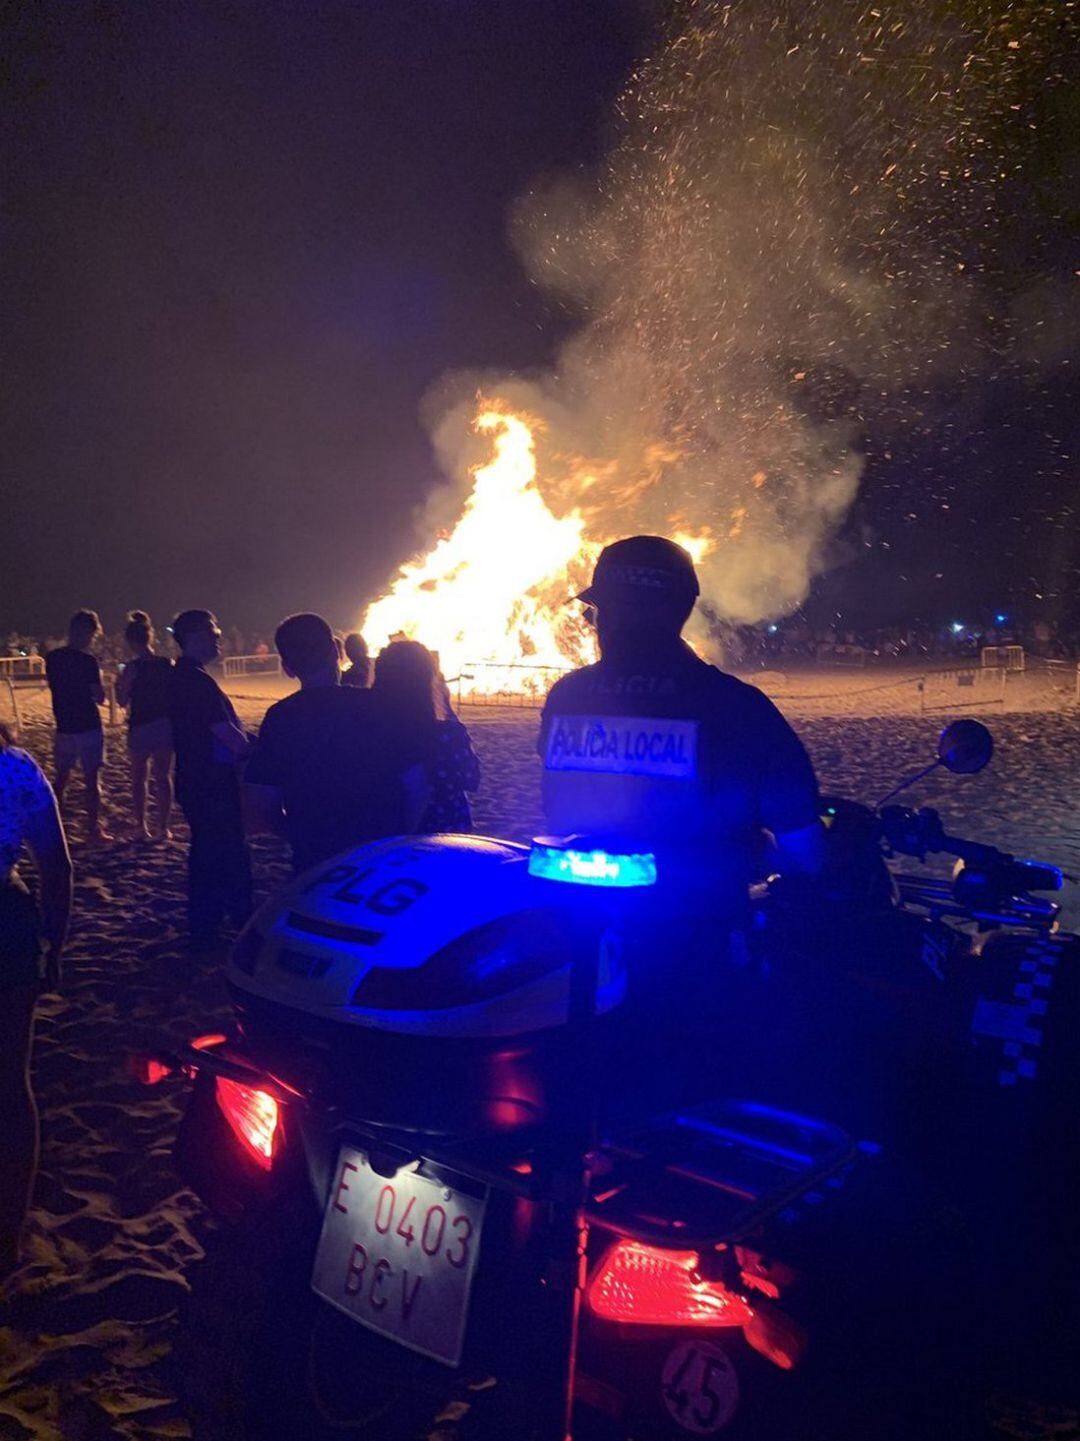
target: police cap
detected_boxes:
[577,535,700,608]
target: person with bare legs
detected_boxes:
[116,611,174,841]
[0,723,72,1283]
[45,609,111,842]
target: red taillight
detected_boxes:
[588,1241,754,1328]
[191,1032,228,1051]
[131,1055,173,1086]
[215,1076,279,1170]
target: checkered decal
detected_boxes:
[970,937,1061,1086]
[603,564,676,590]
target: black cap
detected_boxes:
[577,535,700,608]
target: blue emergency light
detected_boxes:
[527,841,657,889]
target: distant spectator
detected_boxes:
[45,610,111,842]
[341,632,370,688]
[244,614,425,873]
[168,610,252,951]
[0,722,72,1280]
[115,611,174,842]
[373,640,480,832]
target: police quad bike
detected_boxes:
[754,718,1080,1407]
[144,719,1072,1441]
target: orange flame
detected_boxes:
[362,408,599,695]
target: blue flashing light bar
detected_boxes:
[528,842,657,889]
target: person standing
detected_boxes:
[0,723,72,1281]
[539,537,822,897]
[244,614,425,874]
[372,640,481,832]
[538,535,821,1036]
[45,609,111,842]
[168,610,252,951]
[115,611,174,842]
[340,632,370,688]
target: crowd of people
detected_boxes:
[0,603,483,1280]
[33,606,482,946]
[3,623,272,671]
[7,611,1078,680]
[714,614,1079,669]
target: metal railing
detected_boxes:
[981,645,1025,672]
[918,665,1007,713]
[451,655,1077,716]
[1027,657,1080,702]
[454,660,575,709]
[222,653,282,678]
[0,655,45,682]
[1,675,20,736]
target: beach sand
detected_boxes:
[1,679,1078,1438]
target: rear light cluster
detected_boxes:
[588,1241,754,1328]
[215,1076,280,1171]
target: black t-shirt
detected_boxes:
[538,640,819,911]
[45,646,103,734]
[126,653,173,728]
[245,685,423,873]
[169,658,242,806]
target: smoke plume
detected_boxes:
[420,0,1062,626]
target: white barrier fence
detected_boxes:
[1,675,20,735]
[0,655,45,682]
[747,660,1080,717]
[919,665,1007,713]
[223,654,282,678]
[453,661,574,708]
[449,655,1080,715]
[981,645,1026,672]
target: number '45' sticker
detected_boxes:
[660,1340,740,1435]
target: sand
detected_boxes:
[1,677,1079,1438]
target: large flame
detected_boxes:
[362,405,721,697]
[363,408,600,696]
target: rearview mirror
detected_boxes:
[937,719,994,775]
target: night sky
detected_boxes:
[3,0,1077,639]
[3,1,644,636]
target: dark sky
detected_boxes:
[2,0,1077,640]
[2,0,646,637]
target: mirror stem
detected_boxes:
[875,758,942,808]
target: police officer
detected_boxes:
[539,534,823,931]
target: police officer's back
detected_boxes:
[539,536,823,920]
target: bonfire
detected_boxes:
[362,404,713,699]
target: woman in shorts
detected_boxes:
[116,611,174,841]
[0,723,72,1281]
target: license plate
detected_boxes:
[311,1146,487,1367]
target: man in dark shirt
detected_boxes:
[45,609,110,841]
[539,536,823,915]
[168,609,252,950]
[244,614,425,874]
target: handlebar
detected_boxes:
[878,805,1065,893]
